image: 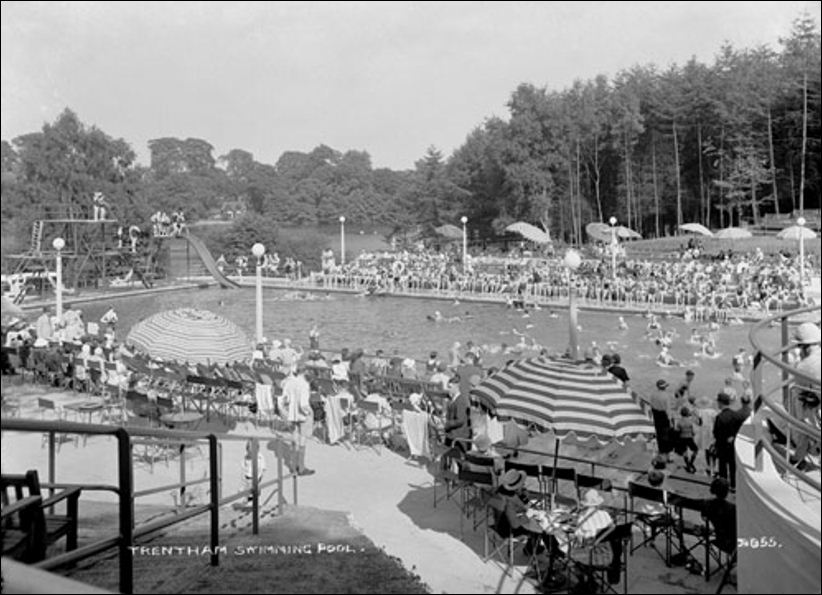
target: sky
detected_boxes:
[1,1,819,171]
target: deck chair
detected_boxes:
[354,399,395,453]
[628,481,674,565]
[0,470,81,562]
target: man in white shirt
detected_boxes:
[282,365,315,476]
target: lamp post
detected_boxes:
[461,216,468,272]
[52,237,65,323]
[609,216,618,281]
[339,216,346,266]
[564,249,582,360]
[797,216,806,296]
[251,242,266,344]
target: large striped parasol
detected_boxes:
[126,308,251,365]
[471,357,654,444]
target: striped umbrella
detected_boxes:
[126,308,251,365]
[471,357,654,445]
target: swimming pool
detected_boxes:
[78,286,784,401]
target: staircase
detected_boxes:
[30,220,44,254]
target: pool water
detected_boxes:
[80,287,786,401]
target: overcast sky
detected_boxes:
[1,1,818,171]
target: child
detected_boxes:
[675,406,700,473]
[242,440,266,502]
[693,395,718,476]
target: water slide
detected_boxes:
[184,232,240,289]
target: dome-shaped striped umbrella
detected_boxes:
[471,357,654,445]
[126,308,251,365]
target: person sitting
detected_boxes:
[573,489,614,543]
[702,478,736,554]
[488,470,552,558]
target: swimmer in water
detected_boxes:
[618,316,628,330]
[548,310,559,319]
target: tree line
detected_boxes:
[1,13,819,260]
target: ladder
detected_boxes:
[30,220,44,254]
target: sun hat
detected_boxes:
[499,469,527,492]
[648,470,665,487]
[473,434,492,452]
[580,488,604,508]
[793,322,821,345]
[656,379,669,390]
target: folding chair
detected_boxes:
[484,494,539,580]
[627,481,674,566]
[703,501,737,589]
[354,399,395,453]
[569,521,634,595]
[543,466,578,509]
[668,493,711,575]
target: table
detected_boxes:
[522,507,578,591]
[160,411,204,430]
[65,399,105,424]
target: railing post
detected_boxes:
[48,431,56,511]
[116,428,134,595]
[178,443,186,511]
[781,316,791,415]
[208,435,220,567]
[752,351,764,472]
[277,452,285,513]
[251,439,259,535]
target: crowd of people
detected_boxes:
[312,245,818,320]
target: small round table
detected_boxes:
[160,411,203,430]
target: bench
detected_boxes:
[1,470,82,562]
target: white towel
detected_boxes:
[486,414,505,445]
[402,410,430,459]
[325,396,346,445]
[255,383,274,415]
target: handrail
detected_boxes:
[749,304,821,494]
[1,418,295,593]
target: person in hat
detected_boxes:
[712,390,751,489]
[282,364,315,476]
[607,353,630,385]
[444,373,471,452]
[489,469,552,558]
[649,379,673,457]
[573,489,614,542]
[789,322,821,467]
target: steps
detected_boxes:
[30,220,44,254]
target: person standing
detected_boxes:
[649,379,673,458]
[713,391,751,489]
[282,365,315,476]
[35,307,53,342]
[444,378,471,452]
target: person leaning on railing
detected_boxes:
[789,322,821,469]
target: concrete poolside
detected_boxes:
[2,382,736,594]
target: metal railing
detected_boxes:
[749,305,821,493]
[1,418,298,594]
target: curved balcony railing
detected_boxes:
[749,304,821,493]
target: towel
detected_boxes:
[255,383,274,415]
[325,396,347,444]
[486,415,505,445]
[402,410,430,459]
